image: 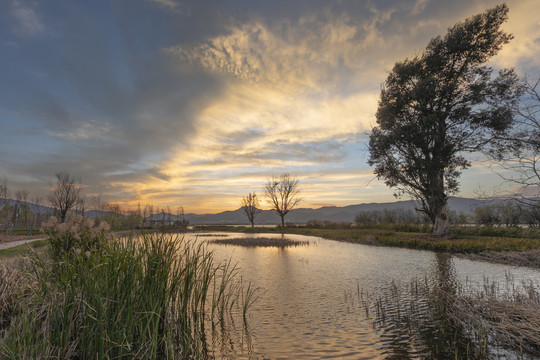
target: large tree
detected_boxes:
[264,174,302,227]
[241,192,262,228]
[48,171,83,222]
[368,4,521,236]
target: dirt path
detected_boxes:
[0,238,45,250]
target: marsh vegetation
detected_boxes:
[0,219,257,359]
[209,235,309,248]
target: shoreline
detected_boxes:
[194,226,540,269]
[0,235,45,250]
[2,228,539,269]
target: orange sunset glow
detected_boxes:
[1,0,539,214]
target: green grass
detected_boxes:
[0,232,256,359]
[0,240,48,260]
[1,229,39,237]
[194,225,540,254]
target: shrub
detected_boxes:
[41,216,110,260]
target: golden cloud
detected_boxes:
[494,0,540,71]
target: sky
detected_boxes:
[1,0,539,214]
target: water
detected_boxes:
[183,232,540,359]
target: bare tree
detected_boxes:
[103,202,123,229]
[31,195,44,228]
[0,178,8,206]
[174,206,188,228]
[491,76,540,207]
[48,171,83,222]
[143,204,149,227]
[137,202,142,227]
[0,177,9,230]
[241,192,262,227]
[90,195,103,220]
[76,196,86,218]
[146,204,154,227]
[14,190,30,228]
[264,174,302,227]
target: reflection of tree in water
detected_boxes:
[368,253,482,359]
[416,253,479,359]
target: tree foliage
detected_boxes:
[264,173,302,227]
[368,4,521,236]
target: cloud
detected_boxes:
[11,0,44,36]
[47,121,114,141]
[165,11,382,184]
[492,0,540,73]
[167,15,368,88]
[159,83,377,179]
[411,0,430,16]
[150,0,191,14]
[2,0,539,213]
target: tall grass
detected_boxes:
[355,256,540,359]
[0,226,257,359]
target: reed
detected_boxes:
[359,271,540,358]
[0,230,257,359]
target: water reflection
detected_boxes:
[179,232,540,359]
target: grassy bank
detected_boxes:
[194,225,540,255]
[0,239,48,260]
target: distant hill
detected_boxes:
[0,196,519,225]
[1,199,52,214]
[182,197,492,225]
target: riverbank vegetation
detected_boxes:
[194,224,540,267]
[356,255,540,358]
[0,217,256,359]
[2,220,539,267]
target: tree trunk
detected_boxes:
[280,215,285,227]
[60,209,68,223]
[433,204,450,236]
[432,170,450,237]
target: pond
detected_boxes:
[184,232,540,359]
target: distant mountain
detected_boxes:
[1,199,52,215]
[182,197,493,225]
[0,196,521,225]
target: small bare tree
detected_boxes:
[241,192,262,227]
[264,174,302,227]
[0,178,9,230]
[31,195,44,228]
[488,76,540,215]
[14,190,30,228]
[48,171,82,222]
[76,196,86,218]
[89,195,103,220]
